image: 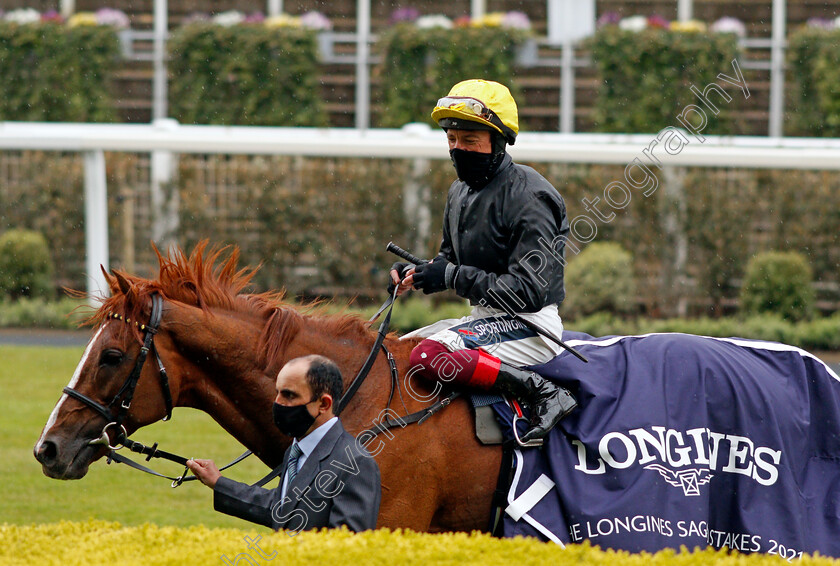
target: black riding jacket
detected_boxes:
[438,152,570,313]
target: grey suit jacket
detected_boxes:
[213,420,381,533]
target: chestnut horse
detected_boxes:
[34,244,501,532]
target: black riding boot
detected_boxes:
[491,362,577,443]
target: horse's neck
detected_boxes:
[283,321,426,433]
[169,308,288,465]
[170,306,426,464]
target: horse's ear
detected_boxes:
[112,270,133,297]
[101,265,119,295]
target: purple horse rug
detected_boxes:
[492,331,840,558]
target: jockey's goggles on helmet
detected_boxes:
[434,96,517,144]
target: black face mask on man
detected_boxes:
[448,132,507,190]
[272,400,317,438]
[450,149,495,189]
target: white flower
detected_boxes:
[300,11,332,31]
[834,15,840,29]
[4,8,41,24]
[212,10,245,27]
[710,16,746,38]
[618,15,648,32]
[96,8,130,29]
[416,15,453,29]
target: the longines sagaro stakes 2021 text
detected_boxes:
[568,516,804,561]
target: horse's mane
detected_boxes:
[90,242,382,369]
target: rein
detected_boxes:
[340,286,462,443]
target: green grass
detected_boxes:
[0,345,277,528]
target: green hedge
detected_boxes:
[740,251,815,322]
[787,27,840,137]
[168,23,326,126]
[375,24,529,128]
[0,229,54,299]
[562,242,636,318]
[5,520,839,566]
[567,312,840,353]
[588,26,739,134]
[0,297,87,329]
[0,22,119,121]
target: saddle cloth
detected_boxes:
[489,331,840,556]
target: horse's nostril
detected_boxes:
[35,440,58,465]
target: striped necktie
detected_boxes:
[285,443,303,485]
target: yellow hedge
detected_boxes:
[1,521,838,566]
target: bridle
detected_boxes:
[63,293,173,450]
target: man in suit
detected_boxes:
[187,355,381,533]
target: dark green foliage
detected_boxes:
[375,24,528,128]
[168,23,327,126]
[588,26,739,134]
[0,229,55,299]
[562,242,636,318]
[0,296,86,328]
[740,251,815,321]
[0,22,119,121]
[568,312,840,352]
[787,27,840,137]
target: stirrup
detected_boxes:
[512,412,544,448]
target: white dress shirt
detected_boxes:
[280,416,339,501]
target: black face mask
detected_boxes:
[449,148,505,190]
[272,400,317,438]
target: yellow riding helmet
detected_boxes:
[431,79,519,145]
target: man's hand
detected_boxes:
[388,262,416,297]
[413,258,457,295]
[186,458,221,488]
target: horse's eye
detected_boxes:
[99,349,124,367]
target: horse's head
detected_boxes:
[34,271,177,479]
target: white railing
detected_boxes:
[3,120,840,300]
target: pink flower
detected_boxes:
[41,10,64,23]
[243,12,265,24]
[596,12,621,27]
[453,15,471,28]
[390,7,419,24]
[647,15,669,29]
[502,11,531,30]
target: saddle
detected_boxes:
[471,394,505,445]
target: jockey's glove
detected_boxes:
[413,258,458,295]
[390,262,414,279]
[387,262,414,294]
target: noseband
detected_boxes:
[63,293,174,448]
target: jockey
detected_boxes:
[390,79,577,444]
